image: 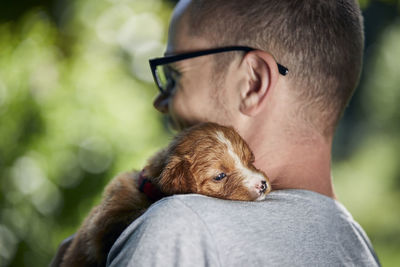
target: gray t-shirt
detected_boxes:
[107,189,380,267]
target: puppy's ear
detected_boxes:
[159,158,197,195]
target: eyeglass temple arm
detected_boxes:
[277,63,288,76]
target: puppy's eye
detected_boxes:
[214,173,227,181]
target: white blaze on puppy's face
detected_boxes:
[215,131,270,200]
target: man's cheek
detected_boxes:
[168,101,186,130]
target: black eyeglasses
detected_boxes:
[148,46,288,95]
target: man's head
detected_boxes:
[153,0,364,138]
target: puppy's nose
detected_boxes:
[260,180,268,193]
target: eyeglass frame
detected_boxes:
[148,46,289,95]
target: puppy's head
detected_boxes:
[156,122,271,201]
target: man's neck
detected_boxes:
[245,128,336,199]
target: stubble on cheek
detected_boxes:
[167,99,194,131]
[212,86,234,126]
[167,69,231,129]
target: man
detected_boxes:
[107,0,381,266]
[54,0,380,266]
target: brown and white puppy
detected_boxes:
[60,122,271,267]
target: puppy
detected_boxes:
[60,122,271,267]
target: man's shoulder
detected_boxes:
[107,194,222,266]
[149,189,350,220]
[108,190,380,267]
[116,189,357,251]
[134,189,352,229]
[114,195,210,239]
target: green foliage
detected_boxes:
[0,1,173,266]
[333,15,400,267]
[363,20,400,133]
[359,0,400,10]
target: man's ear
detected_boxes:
[239,51,280,116]
[159,157,196,195]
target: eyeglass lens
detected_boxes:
[155,65,176,94]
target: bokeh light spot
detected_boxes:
[11,156,47,195]
[117,13,164,55]
[78,136,113,174]
[96,4,134,44]
[0,224,18,265]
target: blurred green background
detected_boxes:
[0,0,399,266]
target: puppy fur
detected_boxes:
[60,122,271,267]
